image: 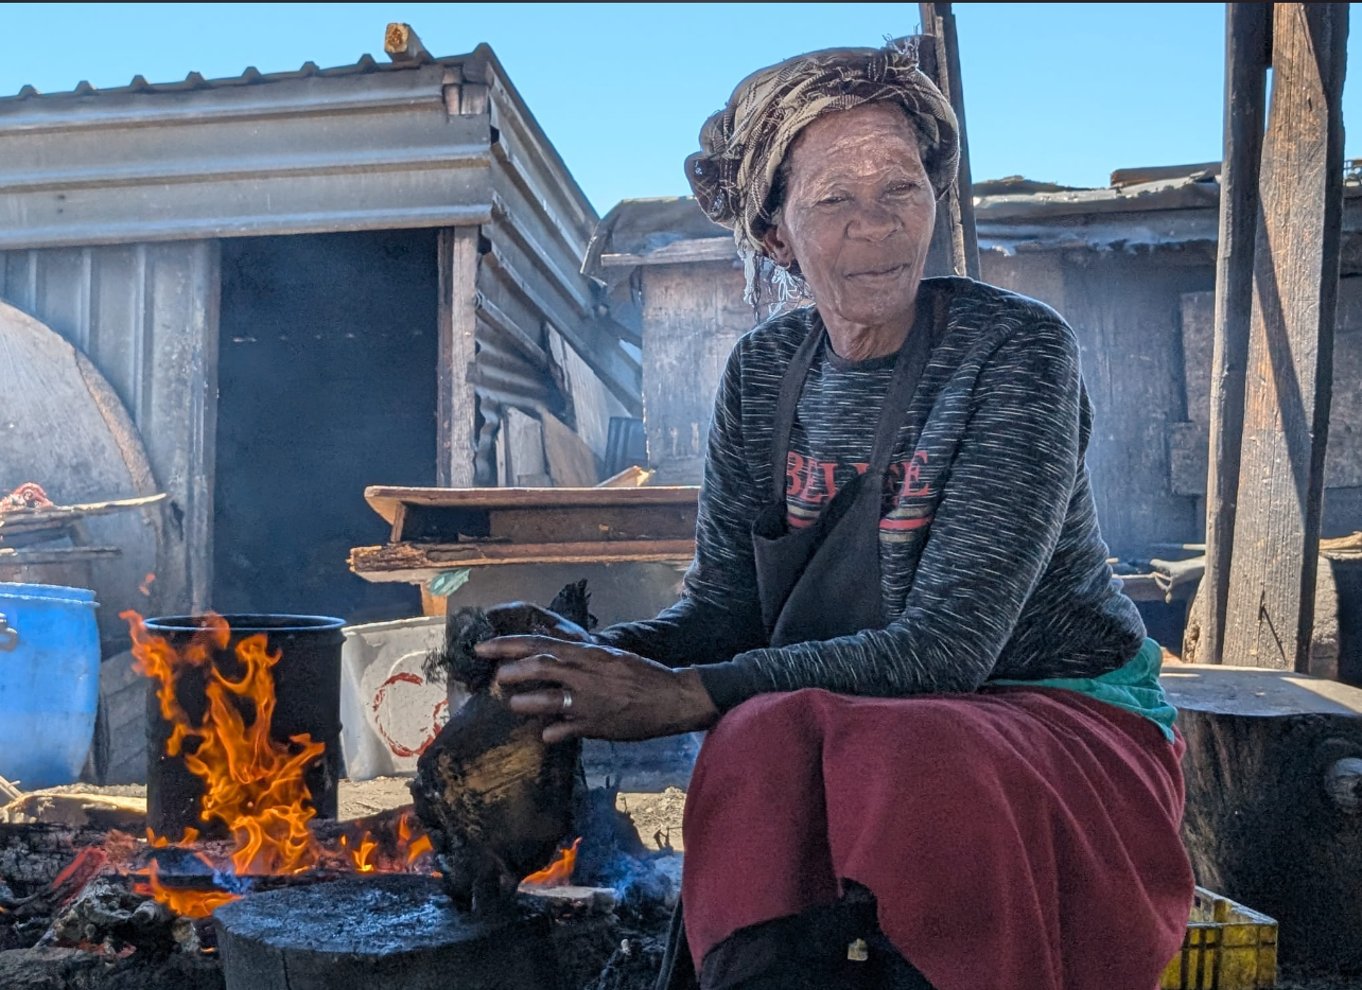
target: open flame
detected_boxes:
[520,837,581,888]
[134,860,237,919]
[115,613,442,919]
[107,611,575,920]
[124,610,324,880]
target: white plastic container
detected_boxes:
[340,616,462,780]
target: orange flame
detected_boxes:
[397,810,434,864]
[521,837,581,888]
[133,860,237,919]
[339,833,380,873]
[406,833,434,864]
[138,572,156,596]
[122,610,324,908]
[109,611,444,920]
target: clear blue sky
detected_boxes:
[2,3,1358,215]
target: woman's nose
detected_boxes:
[845,201,900,241]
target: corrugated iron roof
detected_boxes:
[3,48,473,103]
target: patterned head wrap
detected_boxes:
[685,39,960,304]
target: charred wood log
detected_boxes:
[43,877,197,959]
[0,823,114,896]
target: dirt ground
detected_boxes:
[19,777,691,846]
[333,775,688,850]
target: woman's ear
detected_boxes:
[761,223,797,268]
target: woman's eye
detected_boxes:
[886,182,919,195]
[817,194,848,206]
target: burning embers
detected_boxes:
[121,610,439,918]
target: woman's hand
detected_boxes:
[476,636,719,744]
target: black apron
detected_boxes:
[751,288,945,648]
[656,287,949,990]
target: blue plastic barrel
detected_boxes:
[0,582,100,789]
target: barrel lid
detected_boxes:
[144,614,344,634]
[0,581,97,604]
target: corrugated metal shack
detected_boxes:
[0,41,641,627]
[586,172,1362,564]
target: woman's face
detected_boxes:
[763,103,937,335]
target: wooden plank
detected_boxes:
[1110,162,1223,187]
[929,1,980,280]
[437,227,480,488]
[1223,3,1349,670]
[502,407,548,486]
[0,493,166,538]
[541,410,602,486]
[597,466,654,488]
[1174,292,1362,498]
[598,239,738,268]
[1198,3,1273,666]
[486,504,695,543]
[350,539,696,581]
[639,264,750,485]
[0,546,122,564]
[1325,323,1362,488]
[1179,290,1217,427]
[364,484,699,523]
[546,328,622,462]
[383,500,696,545]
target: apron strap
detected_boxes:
[768,315,828,504]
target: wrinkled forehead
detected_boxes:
[783,105,929,186]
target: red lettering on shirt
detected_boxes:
[785,450,937,538]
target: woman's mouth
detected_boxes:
[847,264,908,280]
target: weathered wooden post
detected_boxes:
[1191,2,1272,667]
[917,2,980,280]
[1176,3,1358,970]
[1220,2,1349,671]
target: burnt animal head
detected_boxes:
[422,581,595,695]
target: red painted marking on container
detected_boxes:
[418,699,450,756]
[372,672,429,758]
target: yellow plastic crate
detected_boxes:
[1161,887,1278,990]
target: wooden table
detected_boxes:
[350,485,699,586]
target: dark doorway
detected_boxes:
[215,230,438,623]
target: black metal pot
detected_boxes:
[143,614,344,840]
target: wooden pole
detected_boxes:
[1222,3,1349,670]
[917,2,980,280]
[1194,3,1272,665]
[436,227,480,489]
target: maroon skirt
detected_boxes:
[681,687,1193,990]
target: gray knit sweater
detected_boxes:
[598,277,1146,712]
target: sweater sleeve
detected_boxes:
[594,340,769,667]
[693,317,1085,710]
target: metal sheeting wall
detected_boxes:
[464,65,642,486]
[0,65,491,248]
[0,241,219,614]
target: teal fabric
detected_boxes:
[990,637,1177,742]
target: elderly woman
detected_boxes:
[482,41,1194,990]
